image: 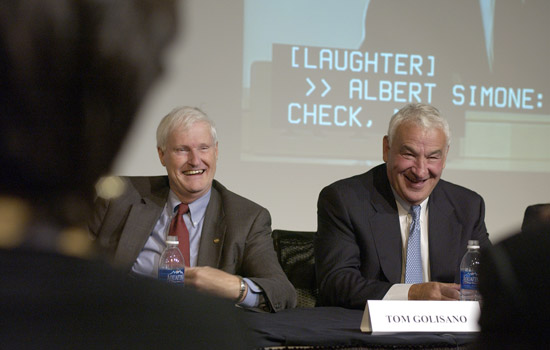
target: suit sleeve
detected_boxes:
[428,182,491,284]
[88,196,108,240]
[240,207,297,311]
[315,184,392,309]
[469,193,491,249]
[88,177,135,261]
[87,195,124,262]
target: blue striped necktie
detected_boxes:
[405,205,422,284]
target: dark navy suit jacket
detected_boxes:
[315,163,490,309]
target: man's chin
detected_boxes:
[183,181,213,194]
[403,190,430,205]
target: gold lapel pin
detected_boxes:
[213,238,220,244]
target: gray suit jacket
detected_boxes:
[315,164,491,309]
[90,177,296,311]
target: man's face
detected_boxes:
[158,121,218,203]
[383,122,448,205]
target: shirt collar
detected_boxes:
[391,187,429,215]
[167,189,211,227]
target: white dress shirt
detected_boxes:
[383,192,430,300]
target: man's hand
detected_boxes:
[184,266,245,301]
[408,282,460,300]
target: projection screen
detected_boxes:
[114,0,550,243]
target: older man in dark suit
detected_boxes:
[90,106,296,312]
[315,104,491,309]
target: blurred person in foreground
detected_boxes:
[315,103,491,309]
[0,0,252,348]
[90,106,297,312]
[477,226,550,349]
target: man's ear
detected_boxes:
[382,136,390,163]
[442,145,450,169]
[157,147,166,167]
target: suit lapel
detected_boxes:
[197,183,226,267]
[428,185,462,281]
[368,166,403,284]
[114,178,169,271]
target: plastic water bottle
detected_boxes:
[460,240,481,301]
[158,236,185,284]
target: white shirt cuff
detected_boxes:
[383,283,412,300]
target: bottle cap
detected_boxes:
[166,235,179,245]
[467,240,480,249]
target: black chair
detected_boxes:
[272,230,318,308]
[521,203,550,232]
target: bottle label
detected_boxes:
[158,268,185,284]
[460,270,478,290]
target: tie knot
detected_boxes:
[176,203,189,215]
[411,205,421,218]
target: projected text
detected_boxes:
[270,44,545,134]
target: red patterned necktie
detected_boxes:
[169,203,190,267]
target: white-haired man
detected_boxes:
[90,106,296,312]
[315,103,491,309]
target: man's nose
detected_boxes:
[412,158,428,178]
[187,149,201,166]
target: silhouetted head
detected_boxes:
[0,0,177,227]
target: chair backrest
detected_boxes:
[521,203,550,232]
[272,229,318,308]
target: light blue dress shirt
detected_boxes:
[131,189,261,307]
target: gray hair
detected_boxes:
[156,106,218,151]
[387,103,451,147]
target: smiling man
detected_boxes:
[315,103,490,309]
[90,106,296,312]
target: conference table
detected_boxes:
[243,306,478,349]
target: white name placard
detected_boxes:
[360,300,480,334]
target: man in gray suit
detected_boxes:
[315,104,491,309]
[90,106,296,312]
